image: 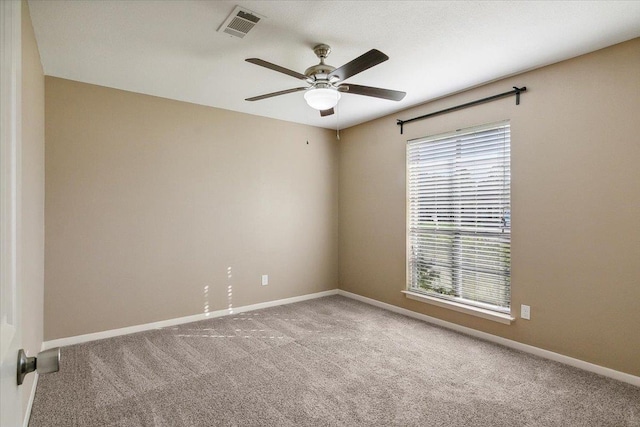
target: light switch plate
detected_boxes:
[521,304,531,320]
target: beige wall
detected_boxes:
[21,0,45,418]
[339,38,640,376]
[44,78,338,340]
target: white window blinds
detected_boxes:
[407,121,511,313]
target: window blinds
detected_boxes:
[407,121,511,313]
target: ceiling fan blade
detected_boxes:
[246,58,308,80]
[338,84,406,101]
[245,87,307,101]
[320,108,334,117]
[329,49,389,81]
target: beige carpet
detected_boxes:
[29,295,639,426]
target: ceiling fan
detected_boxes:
[245,44,406,117]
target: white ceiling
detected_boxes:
[28,1,640,130]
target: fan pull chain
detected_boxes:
[336,103,341,140]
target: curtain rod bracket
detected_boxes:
[513,86,526,105]
[396,86,527,134]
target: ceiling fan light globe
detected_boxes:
[304,88,341,110]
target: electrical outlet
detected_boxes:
[261,274,268,286]
[521,304,531,320]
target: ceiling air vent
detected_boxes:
[218,6,264,39]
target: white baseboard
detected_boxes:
[337,290,640,388]
[40,287,639,388]
[42,289,339,350]
[22,345,41,427]
[23,373,38,427]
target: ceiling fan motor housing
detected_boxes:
[305,44,336,80]
[304,64,336,79]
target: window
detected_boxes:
[407,121,511,314]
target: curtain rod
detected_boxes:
[396,86,527,134]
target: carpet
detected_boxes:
[29,295,640,426]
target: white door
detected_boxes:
[0,1,23,426]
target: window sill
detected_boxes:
[402,290,515,325]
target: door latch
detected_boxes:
[17,347,60,385]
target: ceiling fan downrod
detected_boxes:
[305,44,336,80]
